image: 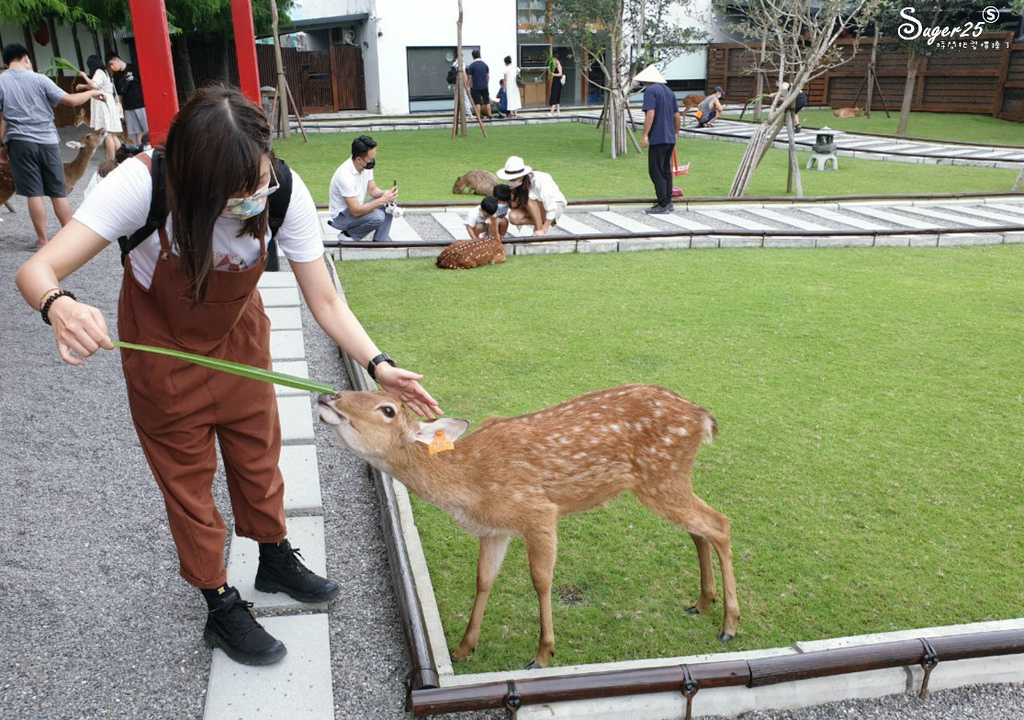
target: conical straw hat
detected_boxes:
[634,65,667,84]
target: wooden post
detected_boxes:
[126,0,178,144]
[230,0,261,104]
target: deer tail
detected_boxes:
[700,409,718,445]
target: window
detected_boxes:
[407,46,479,103]
[517,0,547,29]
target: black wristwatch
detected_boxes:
[367,353,396,381]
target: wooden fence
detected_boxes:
[706,33,1023,122]
[185,40,366,115]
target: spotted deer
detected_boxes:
[0,129,106,208]
[318,383,738,669]
[681,93,706,125]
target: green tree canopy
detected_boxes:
[0,0,98,27]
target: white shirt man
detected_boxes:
[327,134,398,243]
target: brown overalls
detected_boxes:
[118,224,287,589]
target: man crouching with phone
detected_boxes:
[327,134,397,243]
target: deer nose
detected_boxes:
[317,393,337,406]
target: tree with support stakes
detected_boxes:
[541,0,705,159]
[450,0,486,139]
[872,0,977,137]
[715,0,883,198]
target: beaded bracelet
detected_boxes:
[41,289,77,326]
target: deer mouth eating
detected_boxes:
[317,394,348,427]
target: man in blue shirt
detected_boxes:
[465,49,491,119]
[637,65,680,214]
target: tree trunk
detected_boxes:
[456,0,466,137]
[785,112,802,197]
[753,37,766,123]
[865,26,879,119]
[172,35,196,99]
[897,52,919,136]
[270,0,290,139]
[215,40,231,84]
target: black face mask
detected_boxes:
[363,159,376,170]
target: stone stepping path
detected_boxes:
[323,198,1024,260]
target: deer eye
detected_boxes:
[380,405,396,419]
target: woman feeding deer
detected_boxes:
[15,86,441,667]
[496,155,567,237]
[75,54,123,160]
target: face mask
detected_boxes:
[363,159,376,170]
[508,179,522,189]
[223,166,277,220]
[222,197,267,220]
[497,203,509,214]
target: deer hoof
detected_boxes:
[685,605,701,615]
[451,647,475,662]
[718,632,734,644]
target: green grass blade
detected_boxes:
[43,57,82,77]
[113,341,336,394]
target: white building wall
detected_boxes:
[662,0,715,83]
[370,0,518,114]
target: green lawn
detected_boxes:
[725,108,1024,147]
[273,123,1018,204]
[335,246,1024,673]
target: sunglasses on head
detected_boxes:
[224,163,279,209]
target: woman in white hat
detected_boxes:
[496,156,567,237]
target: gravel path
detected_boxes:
[0,129,1017,719]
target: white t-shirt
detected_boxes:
[328,157,373,217]
[74,151,324,290]
[465,204,508,227]
[528,170,567,219]
[464,206,490,228]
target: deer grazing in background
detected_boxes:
[0,129,106,208]
[318,384,738,669]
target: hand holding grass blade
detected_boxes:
[113,341,336,394]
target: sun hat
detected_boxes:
[497,156,533,180]
[633,65,667,84]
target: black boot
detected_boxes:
[255,539,340,603]
[204,587,287,666]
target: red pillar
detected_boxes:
[126,0,177,144]
[231,0,261,104]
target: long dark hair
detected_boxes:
[163,86,272,305]
[511,173,532,209]
[86,55,105,78]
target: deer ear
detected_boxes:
[66,141,82,149]
[414,418,470,445]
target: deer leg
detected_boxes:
[686,532,717,615]
[453,533,511,661]
[523,524,558,669]
[636,490,739,643]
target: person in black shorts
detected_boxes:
[465,49,490,119]
[770,81,806,133]
[0,43,106,247]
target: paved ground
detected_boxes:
[1,125,1020,720]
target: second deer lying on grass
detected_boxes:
[318,383,738,669]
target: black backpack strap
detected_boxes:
[265,156,293,272]
[118,150,167,266]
